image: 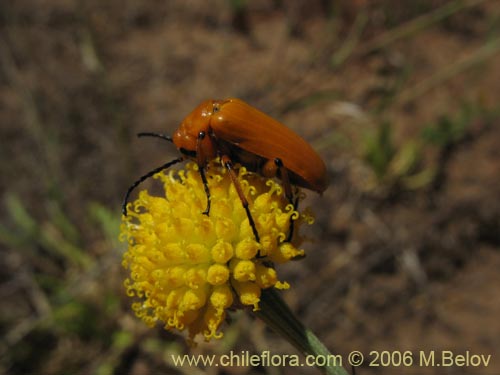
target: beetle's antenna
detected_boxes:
[137,132,173,143]
[122,157,183,216]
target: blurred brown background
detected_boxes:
[1,1,500,374]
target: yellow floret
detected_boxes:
[120,161,311,341]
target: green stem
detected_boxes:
[397,36,500,105]
[254,289,349,375]
[357,0,489,56]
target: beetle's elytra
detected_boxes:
[123,98,328,242]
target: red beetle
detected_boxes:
[123,98,328,241]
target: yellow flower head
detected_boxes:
[120,161,313,341]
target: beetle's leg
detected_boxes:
[273,158,297,242]
[196,131,211,216]
[122,157,184,216]
[287,191,300,242]
[199,166,211,216]
[274,158,293,202]
[221,155,260,243]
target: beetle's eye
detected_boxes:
[213,104,220,113]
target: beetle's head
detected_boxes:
[173,99,221,161]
